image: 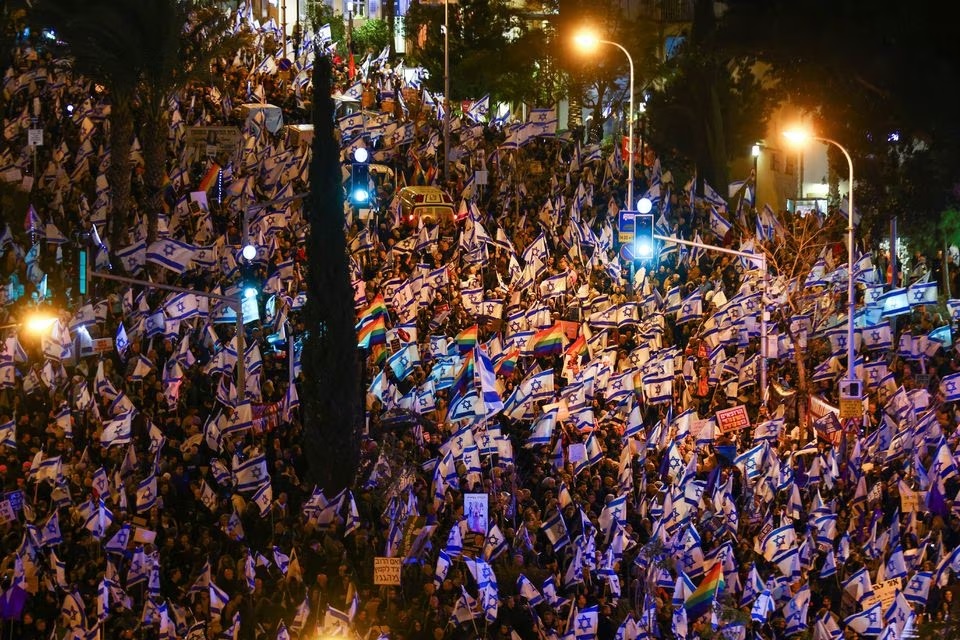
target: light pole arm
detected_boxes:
[91,271,248,396]
[653,233,766,267]
[653,233,769,401]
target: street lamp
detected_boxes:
[443,0,450,182]
[573,29,635,209]
[346,1,354,55]
[0,312,58,334]
[24,313,57,335]
[783,128,857,395]
[751,143,761,205]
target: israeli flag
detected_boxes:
[528,107,557,135]
[734,444,765,481]
[862,324,892,351]
[708,207,732,238]
[388,343,419,381]
[843,602,883,636]
[948,299,960,321]
[146,239,195,274]
[115,323,130,359]
[115,240,147,276]
[928,325,952,349]
[337,112,365,137]
[526,408,556,448]
[880,288,910,317]
[677,290,702,325]
[466,95,490,122]
[232,453,268,493]
[907,281,937,306]
[573,605,599,640]
[940,372,960,402]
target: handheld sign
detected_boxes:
[373,557,402,586]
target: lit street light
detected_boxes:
[751,142,761,204]
[573,29,635,210]
[24,313,57,335]
[0,312,58,335]
[783,128,858,398]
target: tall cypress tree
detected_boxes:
[301,55,361,494]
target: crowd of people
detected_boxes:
[1,3,960,640]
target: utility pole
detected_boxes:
[347,2,354,57]
[443,0,451,182]
[281,0,288,59]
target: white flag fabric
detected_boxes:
[146,240,195,273]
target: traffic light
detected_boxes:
[350,147,370,205]
[77,248,89,296]
[239,245,259,300]
[635,213,654,259]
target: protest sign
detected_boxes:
[373,557,402,586]
[716,405,750,433]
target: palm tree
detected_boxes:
[301,55,361,494]
[138,0,249,244]
[35,0,147,249]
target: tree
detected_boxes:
[304,2,346,54]
[758,209,845,435]
[34,0,146,249]
[0,3,28,114]
[138,0,248,244]
[352,18,390,56]
[382,0,396,59]
[404,0,549,104]
[553,0,660,140]
[36,1,247,248]
[642,0,778,192]
[300,55,361,494]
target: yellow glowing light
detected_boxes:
[782,128,813,147]
[572,29,601,53]
[24,313,56,335]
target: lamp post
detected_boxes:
[443,0,450,182]
[346,1,354,56]
[784,129,856,392]
[751,142,760,205]
[0,312,58,334]
[574,30,634,209]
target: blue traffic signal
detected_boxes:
[635,213,654,259]
[350,148,371,205]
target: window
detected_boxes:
[347,0,366,17]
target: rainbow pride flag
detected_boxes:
[451,349,475,397]
[456,325,478,354]
[684,561,724,622]
[530,324,565,357]
[565,334,587,358]
[356,314,386,348]
[364,295,388,320]
[495,348,520,377]
[197,162,221,192]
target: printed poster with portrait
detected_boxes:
[464,493,488,535]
